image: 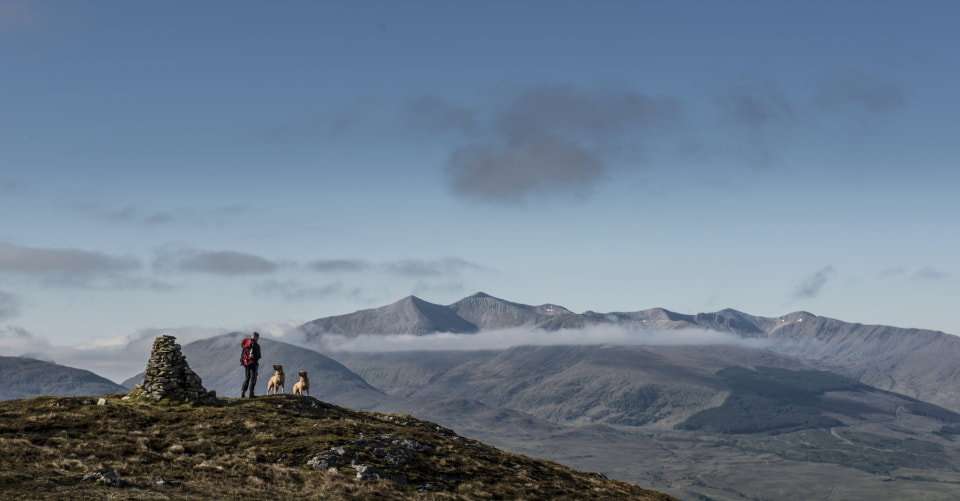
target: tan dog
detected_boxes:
[292,371,309,397]
[267,364,285,394]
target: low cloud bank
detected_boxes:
[2,322,772,384]
[307,324,773,353]
[0,325,229,384]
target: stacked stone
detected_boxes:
[137,335,217,404]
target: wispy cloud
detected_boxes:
[153,247,277,276]
[792,266,836,299]
[101,207,177,226]
[254,279,357,302]
[714,81,794,168]
[0,242,139,275]
[913,266,949,281]
[717,82,794,129]
[308,259,371,273]
[817,72,907,114]
[0,290,20,320]
[72,202,251,228]
[404,96,480,135]
[382,257,483,277]
[307,257,484,279]
[880,265,949,281]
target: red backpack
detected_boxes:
[241,338,255,366]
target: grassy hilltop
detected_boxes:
[0,393,674,500]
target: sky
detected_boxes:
[1,1,959,380]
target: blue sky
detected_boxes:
[2,1,959,362]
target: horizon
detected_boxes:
[6,290,956,385]
[2,1,958,358]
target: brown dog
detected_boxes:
[267,364,285,394]
[292,371,309,397]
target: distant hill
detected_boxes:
[300,295,479,338]
[122,333,388,408]
[332,344,958,433]
[629,309,960,413]
[0,357,127,401]
[330,344,960,500]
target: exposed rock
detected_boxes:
[82,468,123,487]
[150,475,184,488]
[136,335,217,404]
[96,398,107,406]
[307,446,356,471]
[353,463,407,484]
[393,438,433,453]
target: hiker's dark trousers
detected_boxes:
[242,364,259,394]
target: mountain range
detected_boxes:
[6,292,960,499]
[297,292,960,414]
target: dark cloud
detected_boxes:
[446,137,604,204]
[438,85,682,204]
[308,259,371,273]
[793,266,836,299]
[383,257,482,277]
[153,248,277,276]
[0,242,139,275]
[817,72,907,114]
[254,280,353,302]
[0,290,20,320]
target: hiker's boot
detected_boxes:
[240,390,246,398]
[249,392,256,398]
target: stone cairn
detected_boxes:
[136,335,217,404]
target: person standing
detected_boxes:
[240,331,262,397]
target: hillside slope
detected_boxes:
[0,356,127,401]
[628,309,960,413]
[0,394,674,500]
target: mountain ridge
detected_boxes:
[296,292,960,413]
